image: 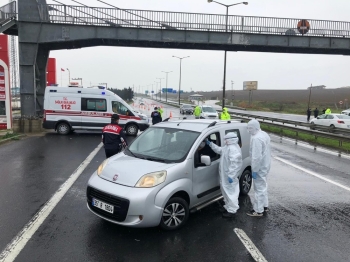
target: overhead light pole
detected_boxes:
[207,0,248,109]
[172,56,190,105]
[162,71,172,103]
[156,77,164,101]
[66,68,70,85]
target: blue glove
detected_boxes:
[252,172,258,179]
[205,139,211,146]
[228,177,233,183]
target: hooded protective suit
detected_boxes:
[220,108,231,120]
[247,119,271,213]
[209,132,242,213]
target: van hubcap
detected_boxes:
[162,203,185,227]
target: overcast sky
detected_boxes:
[47,0,350,92]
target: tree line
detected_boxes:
[107,87,134,101]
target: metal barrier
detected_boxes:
[0,1,16,26]
[43,4,350,38]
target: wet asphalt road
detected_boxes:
[0,101,350,262]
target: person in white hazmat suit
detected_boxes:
[206,132,242,218]
[246,119,271,217]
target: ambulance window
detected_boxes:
[81,98,107,112]
[112,101,134,116]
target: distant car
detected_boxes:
[140,102,145,106]
[200,105,219,119]
[180,104,194,114]
[341,109,350,116]
[310,114,350,131]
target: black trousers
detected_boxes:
[105,148,121,158]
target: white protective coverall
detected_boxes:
[209,132,242,213]
[247,119,271,213]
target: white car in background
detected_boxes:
[200,105,219,119]
[310,114,350,131]
[341,109,350,116]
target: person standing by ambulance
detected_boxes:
[102,114,127,158]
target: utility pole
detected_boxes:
[162,71,172,103]
[307,83,312,110]
[156,78,164,101]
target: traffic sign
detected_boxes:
[297,19,310,35]
[339,101,343,105]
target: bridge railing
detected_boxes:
[0,1,16,26]
[42,4,350,38]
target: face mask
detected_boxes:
[247,126,256,135]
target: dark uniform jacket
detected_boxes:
[102,124,127,150]
[151,110,162,125]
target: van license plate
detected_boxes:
[92,198,114,214]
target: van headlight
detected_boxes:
[135,171,167,188]
[97,159,109,176]
[138,114,147,120]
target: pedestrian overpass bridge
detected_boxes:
[2,0,350,116]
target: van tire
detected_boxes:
[125,124,138,136]
[239,169,252,195]
[56,122,71,135]
[160,197,189,231]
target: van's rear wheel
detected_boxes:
[125,124,138,136]
[56,122,71,135]
[160,197,189,231]
[239,169,252,195]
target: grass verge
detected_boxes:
[1,132,20,140]
[260,123,350,153]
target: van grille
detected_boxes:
[87,186,129,222]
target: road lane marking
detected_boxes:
[275,156,350,192]
[0,143,103,262]
[234,228,268,262]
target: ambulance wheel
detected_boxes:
[56,122,71,135]
[125,124,138,136]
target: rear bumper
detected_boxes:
[42,121,56,129]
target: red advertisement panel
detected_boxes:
[0,34,11,129]
[47,58,57,86]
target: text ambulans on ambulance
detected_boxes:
[43,87,149,136]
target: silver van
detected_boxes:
[87,119,252,230]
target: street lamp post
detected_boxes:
[66,68,70,85]
[173,56,190,105]
[156,77,164,101]
[207,1,248,109]
[231,80,234,103]
[162,71,172,103]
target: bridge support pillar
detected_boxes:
[18,0,48,117]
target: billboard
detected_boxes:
[0,34,11,130]
[243,81,258,91]
[46,58,57,86]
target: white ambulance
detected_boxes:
[43,87,149,136]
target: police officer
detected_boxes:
[102,114,127,158]
[151,107,162,125]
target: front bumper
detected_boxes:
[86,172,163,228]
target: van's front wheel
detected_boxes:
[239,169,252,195]
[160,197,189,231]
[56,122,71,135]
[125,124,138,136]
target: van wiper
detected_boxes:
[125,148,138,158]
[144,157,166,163]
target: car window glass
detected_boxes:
[326,115,334,119]
[81,98,107,112]
[194,132,221,167]
[112,101,134,116]
[318,115,326,119]
[129,127,200,162]
[225,129,242,148]
[337,115,350,119]
[202,107,216,113]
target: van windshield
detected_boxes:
[202,107,216,113]
[126,127,200,163]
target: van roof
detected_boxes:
[152,119,245,133]
[45,87,121,99]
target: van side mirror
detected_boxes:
[201,155,211,166]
